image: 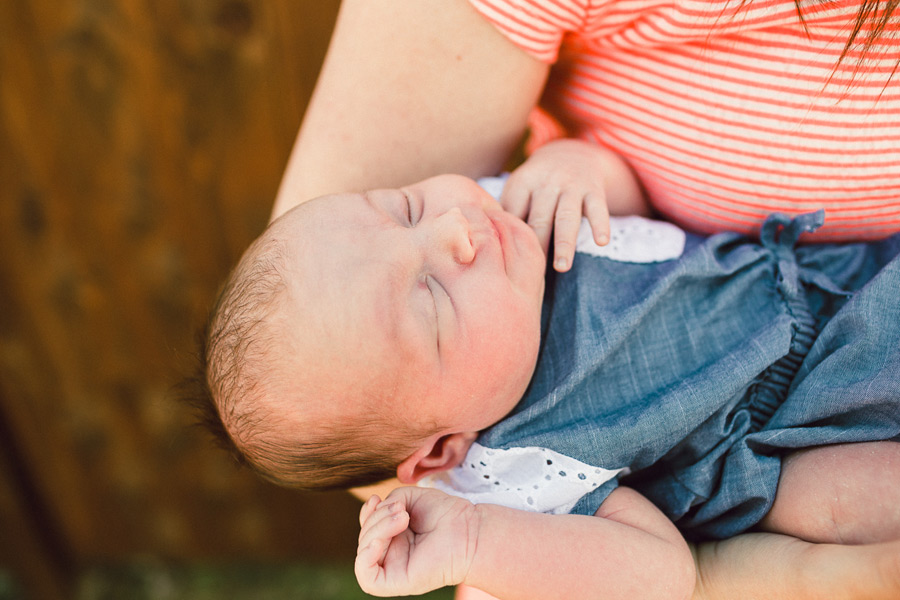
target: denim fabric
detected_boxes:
[477,212,900,540]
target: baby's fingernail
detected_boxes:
[597,234,609,245]
[554,257,568,270]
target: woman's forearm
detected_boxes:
[272,0,548,219]
[692,533,900,600]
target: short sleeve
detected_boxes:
[418,443,624,515]
[571,477,619,516]
[468,0,593,63]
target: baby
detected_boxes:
[199,141,900,599]
[202,138,646,490]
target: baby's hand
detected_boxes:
[502,139,614,272]
[355,488,479,597]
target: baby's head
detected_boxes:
[203,175,546,490]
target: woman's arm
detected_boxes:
[272,0,549,219]
[692,533,900,600]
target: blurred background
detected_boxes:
[0,1,451,598]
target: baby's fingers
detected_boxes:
[500,178,532,221]
[359,495,381,528]
[552,190,586,272]
[355,505,411,596]
[526,189,559,257]
[584,192,610,247]
[355,535,396,597]
[358,501,409,553]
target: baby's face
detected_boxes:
[274,175,546,440]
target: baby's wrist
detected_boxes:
[461,503,510,591]
[455,502,485,587]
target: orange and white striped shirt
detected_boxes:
[470,0,900,240]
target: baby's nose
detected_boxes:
[434,207,475,265]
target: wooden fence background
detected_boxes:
[0,1,364,597]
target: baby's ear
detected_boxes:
[396,432,477,484]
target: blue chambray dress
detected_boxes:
[444,209,900,541]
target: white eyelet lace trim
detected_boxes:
[419,443,624,514]
[576,216,686,263]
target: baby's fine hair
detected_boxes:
[187,233,401,491]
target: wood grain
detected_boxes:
[0,0,361,583]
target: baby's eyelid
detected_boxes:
[403,191,415,226]
[405,190,423,226]
[423,275,440,351]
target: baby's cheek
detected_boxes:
[483,326,538,394]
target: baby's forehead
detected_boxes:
[273,209,410,358]
[277,192,377,245]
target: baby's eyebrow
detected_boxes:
[358,191,381,224]
[358,190,403,231]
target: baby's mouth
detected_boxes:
[485,212,509,273]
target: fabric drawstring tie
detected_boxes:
[747,211,824,430]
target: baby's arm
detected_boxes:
[356,485,694,600]
[501,139,650,272]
